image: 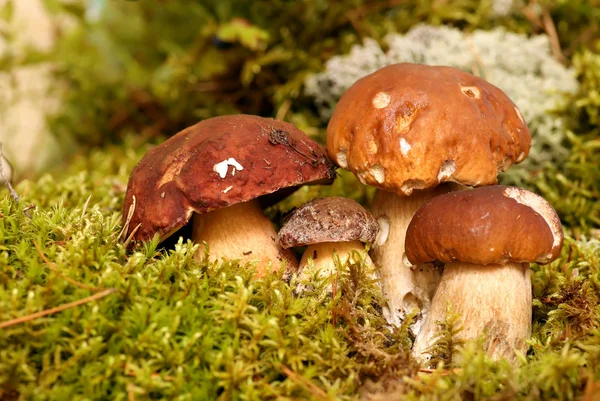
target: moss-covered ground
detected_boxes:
[0,128,598,400]
[1,1,600,399]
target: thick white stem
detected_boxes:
[296,240,374,293]
[301,240,373,275]
[192,199,298,277]
[412,261,532,365]
[370,185,458,331]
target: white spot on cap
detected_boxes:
[500,156,513,171]
[461,86,480,99]
[515,106,525,124]
[367,140,378,154]
[437,160,456,181]
[372,92,391,109]
[399,138,411,156]
[375,216,390,246]
[336,150,348,169]
[400,183,414,196]
[517,151,526,162]
[502,187,562,251]
[357,171,368,185]
[213,158,244,178]
[370,165,385,184]
[223,186,233,193]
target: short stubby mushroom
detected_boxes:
[122,114,337,277]
[326,63,531,330]
[278,197,379,291]
[405,185,563,364]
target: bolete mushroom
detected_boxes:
[326,63,531,330]
[405,185,563,364]
[278,196,379,290]
[122,114,336,276]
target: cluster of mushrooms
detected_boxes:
[122,63,564,365]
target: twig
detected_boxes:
[521,1,566,64]
[278,364,328,400]
[0,288,117,329]
[119,195,136,242]
[123,223,142,249]
[541,10,567,64]
[33,240,103,292]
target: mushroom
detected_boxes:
[122,114,337,277]
[405,186,563,364]
[326,63,531,331]
[278,197,379,291]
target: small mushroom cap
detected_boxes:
[122,114,336,244]
[405,186,563,266]
[327,63,531,196]
[278,197,379,248]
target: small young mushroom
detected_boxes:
[278,197,379,290]
[122,115,337,277]
[327,63,532,330]
[405,186,563,364]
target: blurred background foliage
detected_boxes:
[3,0,596,145]
[0,0,599,230]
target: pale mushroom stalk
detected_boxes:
[192,199,297,277]
[370,184,460,332]
[412,261,532,365]
[405,186,564,365]
[298,240,374,284]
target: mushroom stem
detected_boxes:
[412,261,532,365]
[192,199,298,277]
[298,240,374,283]
[369,183,460,330]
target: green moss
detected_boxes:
[0,137,598,399]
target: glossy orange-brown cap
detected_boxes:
[405,186,563,266]
[122,115,336,244]
[327,63,531,196]
[278,197,379,248]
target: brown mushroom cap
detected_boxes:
[278,197,379,248]
[327,63,531,196]
[122,115,336,243]
[405,186,563,266]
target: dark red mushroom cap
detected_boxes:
[278,197,379,248]
[122,115,336,243]
[405,186,563,266]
